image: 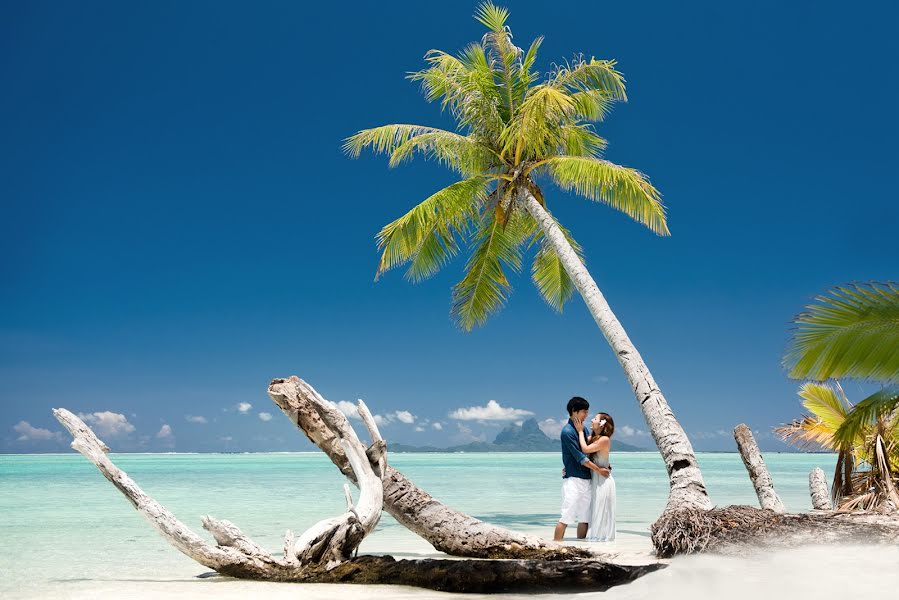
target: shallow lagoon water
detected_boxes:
[3,451,887,599]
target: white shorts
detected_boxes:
[560,477,591,525]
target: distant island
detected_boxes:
[389,418,647,453]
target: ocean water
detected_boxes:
[2,451,893,599]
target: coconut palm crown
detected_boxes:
[344,2,667,330]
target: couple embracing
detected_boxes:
[553,396,616,542]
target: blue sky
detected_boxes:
[2,1,896,453]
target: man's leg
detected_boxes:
[576,522,588,539]
[553,521,567,542]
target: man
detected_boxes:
[553,396,612,541]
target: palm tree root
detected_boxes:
[650,505,899,558]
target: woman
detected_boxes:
[573,412,616,542]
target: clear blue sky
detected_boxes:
[2,1,896,453]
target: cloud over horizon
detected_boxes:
[449,400,534,422]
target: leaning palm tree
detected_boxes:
[782,281,899,510]
[345,2,710,511]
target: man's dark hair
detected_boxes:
[566,396,589,415]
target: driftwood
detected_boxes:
[650,505,899,558]
[733,424,786,513]
[53,380,663,593]
[268,376,590,560]
[809,467,833,511]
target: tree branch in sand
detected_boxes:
[267,375,591,560]
[52,386,662,592]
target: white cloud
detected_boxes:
[537,418,566,438]
[156,424,173,439]
[79,411,136,437]
[432,422,443,431]
[395,410,415,424]
[414,426,425,432]
[618,425,650,438]
[236,402,252,414]
[333,400,360,419]
[449,400,534,422]
[185,415,207,424]
[14,421,63,442]
[451,423,487,444]
[258,412,273,422]
[328,400,418,429]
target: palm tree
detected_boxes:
[345,2,710,511]
[781,282,899,509]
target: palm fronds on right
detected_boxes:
[784,282,899,382]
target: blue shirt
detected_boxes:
[561,419,591,479]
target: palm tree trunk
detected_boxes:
[521,191,712,512]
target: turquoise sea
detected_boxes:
[4,451,894,599]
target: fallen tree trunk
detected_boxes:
[52,398,660,592]
[733,424,786,513]
[650,505,899,558]
[268,376,590,560]
[260,554,664,592]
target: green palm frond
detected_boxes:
[785,282,899,382]
[513,36,543,101]
[559,124,607,158]
[550,58,627,101]
[570,89,615,122]
[530,221,583,312]
[409,47,505,137]
[376,177,490,281]
[501,85,576,160]
[833,386,899,448]
[388,130,497,175]
[344,124,457,159]
[775,382,851,451]
[542,156,669,235]
[451,210,534,330]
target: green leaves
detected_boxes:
[544,156,669,235]
[376,177,490,281]
[451,211,533,331]
[346,3,667,331]
[833,386,899,449]
[531,222,583,312]
[784,282,899,382]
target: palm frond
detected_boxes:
[343,124,458,159]
[833,386,899,448]
[500,85,575,161]
[570,89,615,122]
[775,382,851,451]
[388,130,496,175]
[513,36,543,102]
[550,58,627,101]
[542,156,669,235]
[409,47,505,137]
[450,210,533,330]
[375,177,490,281]
[785,282,899,382]
[530,220,583,312]
[560,124,607,158]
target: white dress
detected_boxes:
[586,449,616,541]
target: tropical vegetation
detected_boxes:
[778,282,899,510]
[344,2,711,511]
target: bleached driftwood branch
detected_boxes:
[733,423,786,513]
[52,396,383,578]
[52,391,662,592]
[268,376,590,560]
